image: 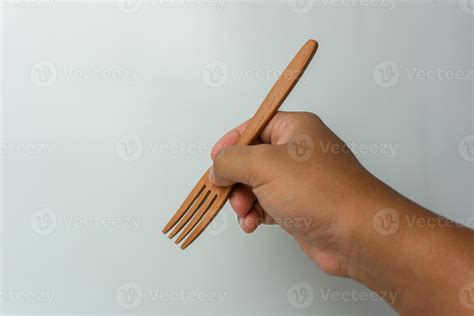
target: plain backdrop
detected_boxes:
[1,0,473,315]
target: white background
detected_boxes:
[1,0,473,314]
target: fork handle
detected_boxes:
[236,39,318,146]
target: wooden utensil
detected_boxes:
[162,39,319,249]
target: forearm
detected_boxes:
[341,173,474,315]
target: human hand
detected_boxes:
[208,111,379,277]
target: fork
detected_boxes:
[162,39,319,249]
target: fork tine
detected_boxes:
[168,190,210,239]
[180,193,230,250]
[162,179,207,234]
[175,194,218,244]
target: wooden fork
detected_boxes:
[162,39,319,249]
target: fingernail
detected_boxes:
[209,166,216,182]
[238,217,245,229]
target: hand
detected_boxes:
[208,111,474,315]
[208,111,377,276]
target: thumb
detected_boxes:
[209,144,279,188]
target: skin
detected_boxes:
[208,111,474,316]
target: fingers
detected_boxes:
[229,185,256,218]
[209,144,278,187]
[211,119,261,160]
[238,202,275,233]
